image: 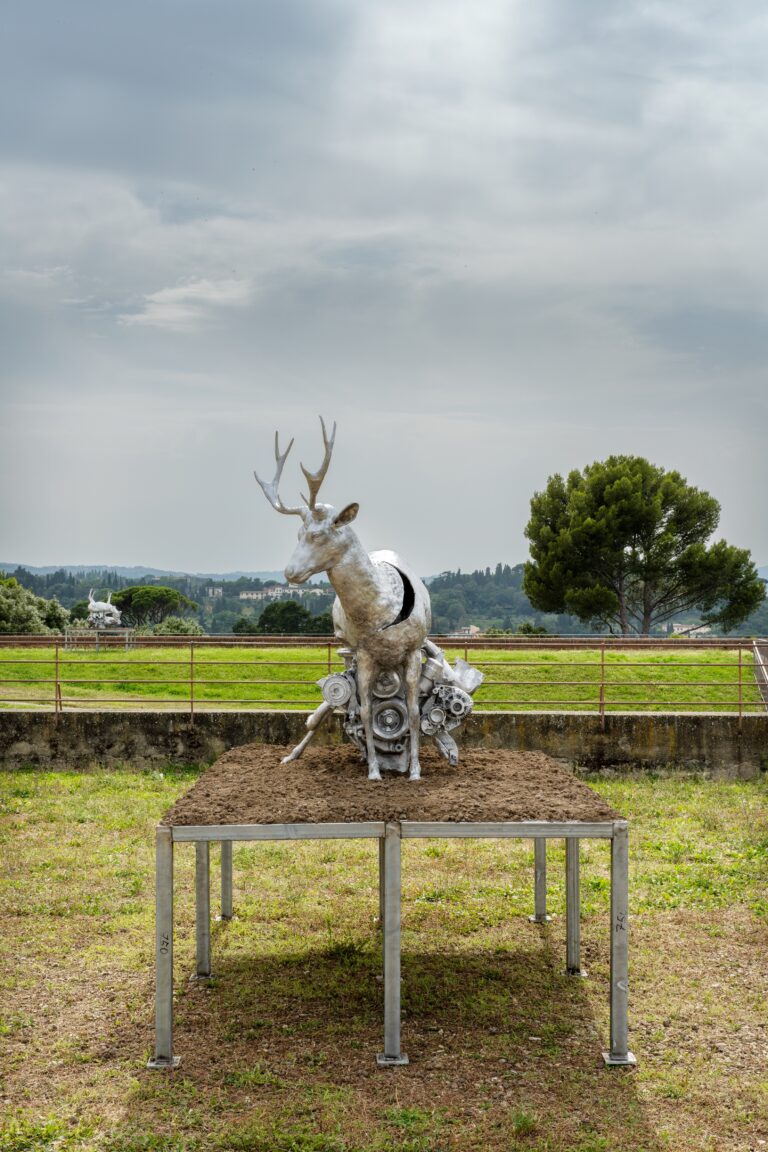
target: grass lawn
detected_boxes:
[0,645,763,713]
[1,767,766,1151]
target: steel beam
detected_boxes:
[147,826,179,1069]
[220,840,233,921]
[566,838,586,976]
[528,838,551,923]
[377,823,408,1066]
[401,820,614,839]
[195,842,212,978]
[378,836,385,926]
[603,822,636,1066]
[172,821,385,842]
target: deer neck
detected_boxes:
[328,540,397,632]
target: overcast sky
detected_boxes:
[1,0,767,577]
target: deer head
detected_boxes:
[254,417,359,584]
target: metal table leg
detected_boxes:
[148,826,179,1068]
[377,836,385,926]
[603,821,636,1066]
[528,838,551,923]
[195,842,212,979]
[377,823,408,1067]
[566,838,586,977]
[220,841,233,921]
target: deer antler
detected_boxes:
[300,416,337,510]
[254,432,305,517]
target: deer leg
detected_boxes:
[357,653,382,782]
[405,649,422,781]
[280,701,333,764]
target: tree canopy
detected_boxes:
[233,602,334,635]
[427,564,580,634]
[523,456,765,636]
[111,586,198,627]
[0,576,69,634]
[152,615,205,636]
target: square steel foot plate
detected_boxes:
[376,1053,409,1067]
[147,1056,181,1070]
[602,1051,637,1067]
[527,914,552,923]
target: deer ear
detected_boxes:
[334,502,359,526]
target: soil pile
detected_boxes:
[163,744,620,826]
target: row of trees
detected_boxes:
[3,456,765,638]
[0,577,335,637]
[0,577,69,635]
[429,563,581,634]
[232,602,334,635]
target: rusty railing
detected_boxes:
[0,635,765,722]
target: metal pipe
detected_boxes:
[528,838,550,923]
[377,823,408,1066]
[220,841,233,921]
[603,822,636,1065]
[195,842,211,978]
[565,838,585,976]
[148,826,179,1068]
[378,836,385,926]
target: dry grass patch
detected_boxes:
[0,768,766,1151]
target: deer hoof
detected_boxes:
[368,764,382,782]
[408,762,422,782]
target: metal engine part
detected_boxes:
[309,642,482,774]
[373,669,401,698]
[319,672,354,708]
[372,699,409,741]
[420,683,472,735]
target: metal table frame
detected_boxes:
[148,818,635,1070]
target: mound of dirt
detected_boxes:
[163,743,620,826]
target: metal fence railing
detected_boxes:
[0,635,765,723]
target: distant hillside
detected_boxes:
[0,563,288,582]
[429,563,768,636]
[429,564,588,634]
[4,559,765,636]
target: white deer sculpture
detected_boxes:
[87,589,122,628]
[254,417,431,781]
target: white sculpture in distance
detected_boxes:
[254,418,482,781]
[87,590,122,629]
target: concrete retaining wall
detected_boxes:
[0,710,765,777]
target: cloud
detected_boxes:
[0,0,767,571]
[119,277,254,331]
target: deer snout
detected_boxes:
[284,564,312,585]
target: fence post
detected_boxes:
[54,642,61,715]
[190,641,195,724]
[738,645,743,732]
[599,642,606,730]
[327,642,332,676]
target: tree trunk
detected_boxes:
[641,581,653,636]
[617,576,631,635]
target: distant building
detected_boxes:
[207,586,223,599]
[446,624,483,638]
[239,586,326,602]
[671,622,712,637]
